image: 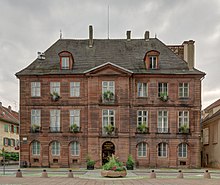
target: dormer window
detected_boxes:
[59,51,73,70]
[145,50,160,69]
[61,57,70,69]
[149,56,157,69]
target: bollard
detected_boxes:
[16,169,23,178]
[41,169,48,178]
[204,170,211,179]
[68,169,74,178]
[177,170,184,178]
[150,169,156,178]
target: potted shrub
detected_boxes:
[104,124,115,135]
[126,154,135,170]
[137,123,149,133]
[70,123,79,133]
[103,91,114,101]
[31,124,40,132]
[179,124,189,133]
[101,155,127,177]
[159,92,168,102]
[86,156,95,170]
[50,91,60,101]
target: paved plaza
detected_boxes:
[0,168,220,185]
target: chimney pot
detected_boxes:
[126,30,131,41]
[144,31,150,40]
[8,105,11,112]
[89,25,93,48]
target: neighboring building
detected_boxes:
[202,99,220,168]
[0,102,19,153]
[16,26,205,168]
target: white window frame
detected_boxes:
[71,141,80,156]
[137,142,147,157]
[178,111,189,128]
[50,82,60,95]
[32,141,40,155]
[61,57,70,69]
[158,143,167,157]
[51,141,60,156]
[70,82,80,97]
[102,81,115,94]
[137,110,148,126]
[31,82,41,97]
[149,56,157,69]
[137,82,148,97]
[179,83,189,98]
[102,109,115,131]
[178,143,187,158]
[158,111,168,133]
[50,110,60,132]
[70,110,80,127]
[158,82,168,97]
[31,110,41,126]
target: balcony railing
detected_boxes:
[30,126,41,133]
[100,127,118,137]
[69,126,81,133]
[49,126,61,133]
[157,127,169,133]
[178,128,190,134]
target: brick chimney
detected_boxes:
[183,40,195,70]
[144,31,150,41]
[126,30,131,41]
[88,25,93,48]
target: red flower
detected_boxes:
[111,166,117,171]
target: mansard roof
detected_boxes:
[16,38,205,77]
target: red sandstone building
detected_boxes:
[16,26,205,168]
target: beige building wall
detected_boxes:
[0,120,19,153]
[203,118,220,168]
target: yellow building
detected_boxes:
[0,102,19,153]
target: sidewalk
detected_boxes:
[0,168,220,185]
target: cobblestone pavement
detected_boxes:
[0,176,220,185]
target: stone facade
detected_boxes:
[16,28,205,168]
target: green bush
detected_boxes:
[0,152,19,161]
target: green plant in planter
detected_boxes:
[102,155,126,172]
[86,155,95,170]
[104,124,115,135]
[179,124,189,133]
[31,124,40,132]
[70,123,79,133]
[126,154,135,170]
[159,92,168,102]
[137,123,149,133]
[50,91,60,101]
[103,91,114,101]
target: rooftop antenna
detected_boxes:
[60,29,63,39]
[155,33,157,38]
[107,5,110,39]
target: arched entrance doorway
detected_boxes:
[102,141,115,165]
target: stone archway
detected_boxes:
[102,141,115,165]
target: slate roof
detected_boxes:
[16,38,205,76]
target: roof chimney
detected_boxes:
[183,40,195,70]
[126,30,131,41]
[89,25,93,48]
[8,105,11,112]
[144,31,150,40]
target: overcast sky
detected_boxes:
[0,0,220,111]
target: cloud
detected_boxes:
[0,0,220,111]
